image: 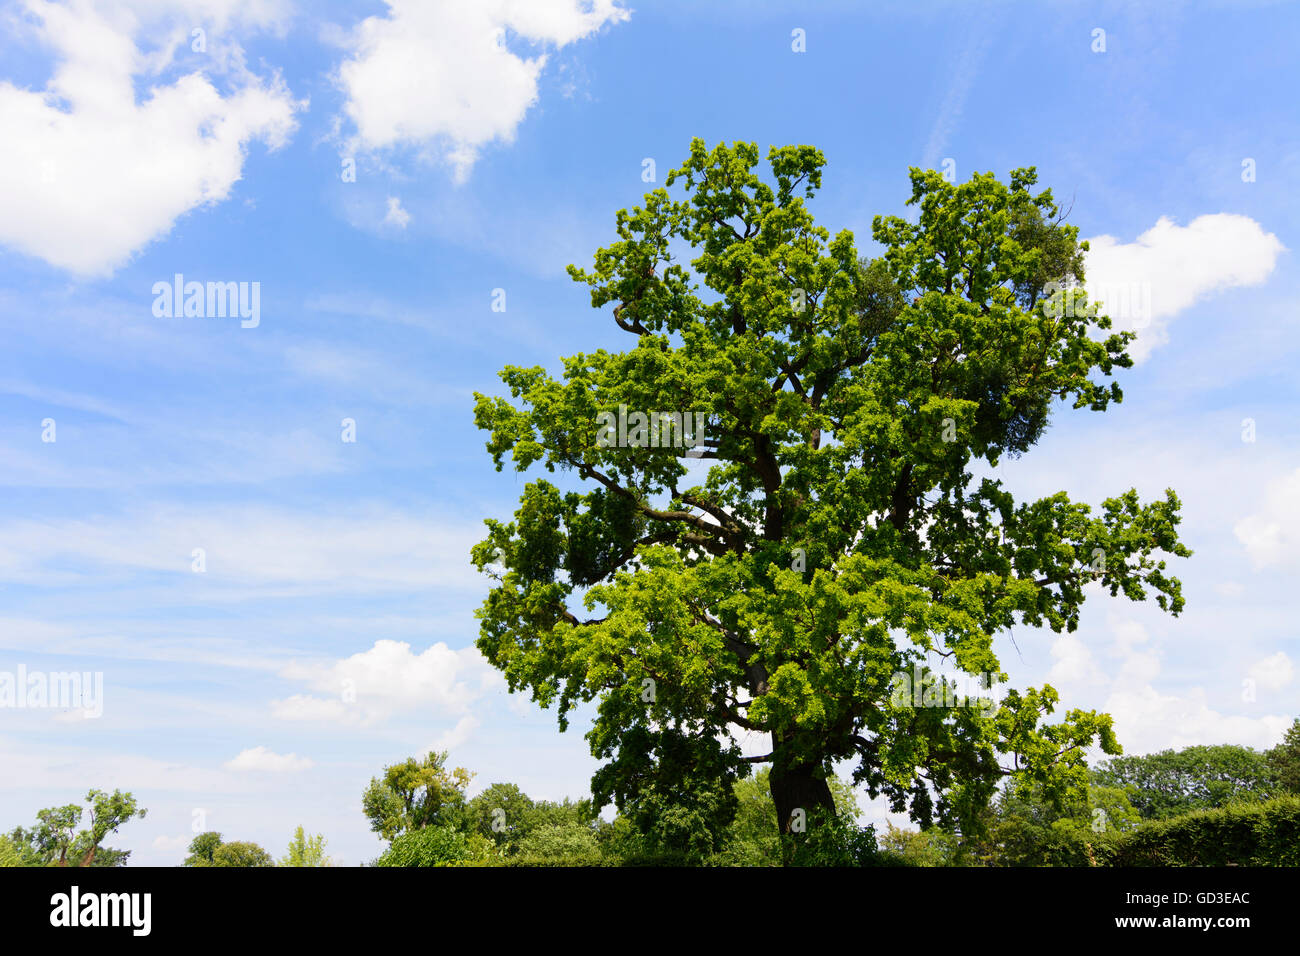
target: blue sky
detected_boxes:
[1,0,1297,866]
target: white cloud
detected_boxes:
[224,745,314,772]
[383,195,410,228]
[273,639,501,726]
[1084,214,1284,361]
[1235,467,1300,570]
[335,0,629,179]
[1045,617,1292,754]
[0,0,302,275]
[1248,651,1294,693]
[1104,684,1291,753]
[1047,633,1106,687]
[431,714,480,751]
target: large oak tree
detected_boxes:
[472,140,1189,853]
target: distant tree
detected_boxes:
[211,841,274,867]
[362,751,473,840]
[0,834,22,867]
[720,771,782,864]
[184,831,274,867]
[466,783,536,847]
[1265,719,1300,794]
[183,831,224,867]
[880,822,963,866]
[523,798,594,832]
[593,816,650,860]
[5,789,145,867]
[1092,744,1280,819]
[988,778,1140,865]
[280,826,332,867]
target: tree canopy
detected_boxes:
[362,750,473,840]
[281,826,333,867]
[1092,744,1281,819]
[183,831,275,867]
[5,789,145,867]
[471,139,1190,852]
[1265,718,1300,795]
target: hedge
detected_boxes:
[1108,796,1300,866]
[1037,795,1300,866]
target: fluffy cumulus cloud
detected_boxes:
[1248,651,1295,694]
[1046,617,1292,754]
[0,0,301,275]
[1083,214,1284,361]
[336,0,629,179]
[1235,467,1300,570]
[272,639,501,727]
[223,745,314,772]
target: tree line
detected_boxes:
[3,719,1296,866]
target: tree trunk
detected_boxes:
[768,740,835,863]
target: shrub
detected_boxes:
[373,825,472,867]
[878,823,965,867]
[515,822,600,859]
[1111,795,1300,866]
[785,811,879,867]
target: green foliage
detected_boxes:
[5,789,145,867]
[184,832,275,867]
[1108,796,1300,866]
[516,822,600,859]
[466,782,536,847]
[522,797,593,831]
[280,826,332,867]
[471,139,1190,852]
[884,772,1293,867]
[183,831,224,867]
[715,768,860,865]
[985,778,1140,866]
[713,771,781,865]
[0,834,22,867]
[784,809,879,867]
[1092,744,1280,820]
[879,822,964,867]
[362,751,473,840]
[477,852,697,867]
[1265,718,1300,794]
[373,825,474,867]
[211,841,275,867]
[593,725,741,857]
[463,784,601,858]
